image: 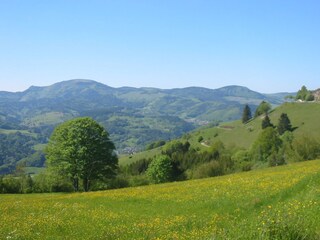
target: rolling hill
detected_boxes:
[0,79,290,174]
[120,101,320,165]
[0,80,288,128]
[191,102,320,149]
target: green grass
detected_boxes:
[189,102,320,150]
[1,160,320,239]
[33,144,47,151]
[119,102,320,163]
[269,102,320,138]
[119,147,162,165]
[187,119,259,149]
[0,129,36,137]
[24,167,45,175]
[22,112,74,127]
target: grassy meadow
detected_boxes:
[120,102,320,164]
[188,102,320,150]
[1,160,320,239]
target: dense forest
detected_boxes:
[0,133,38,174]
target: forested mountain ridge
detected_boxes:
[0,79,290,174]
[0,79,287,122]
[0,79,289,135]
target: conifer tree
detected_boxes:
[262,115,273,129]
[277,113,292,135]
[242,104,252,123]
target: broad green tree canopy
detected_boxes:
[45,117,118,191]
[296,85,314,101]
[146,155,173,184]
[254,101,271,117]
[250,127,282,162]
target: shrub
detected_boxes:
[0,176,20,193]
[231,150,252,171]
[192,161,224,179]
[128,175,150,187]
[146,155,173,184]
[293,135,320,161]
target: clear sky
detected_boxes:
[0,0,319,93]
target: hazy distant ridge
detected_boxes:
[0,79,291,152]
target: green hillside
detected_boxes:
[0,80,288,151]
[1,160,319,239]
[120,102,320,165]
[1,79,291,174]
[192,102,320,149]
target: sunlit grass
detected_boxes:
[0,129,36,137]
[1,160,319,239]
[119,147,161,165]
[120,102,320,164]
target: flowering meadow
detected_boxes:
[1,160,320,239]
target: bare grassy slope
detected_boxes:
[121,102,320,164]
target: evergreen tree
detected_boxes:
[261,115,273,129]
[277,113,292,135]
[242,104,252,123]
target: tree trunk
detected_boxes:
[73,177,79,192]
[83,178,90,192]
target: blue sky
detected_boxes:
[0,0,319,93]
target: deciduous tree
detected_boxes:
[146,155,173,184]
[250,127,282,162]
[254,101,271,117]
[296,85,314,101]
[45,117,118,191]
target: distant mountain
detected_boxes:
[0,79,291,174]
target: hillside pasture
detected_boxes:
[1,160,319,239]
[175,102,320,151]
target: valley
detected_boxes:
[0,79,290,174]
